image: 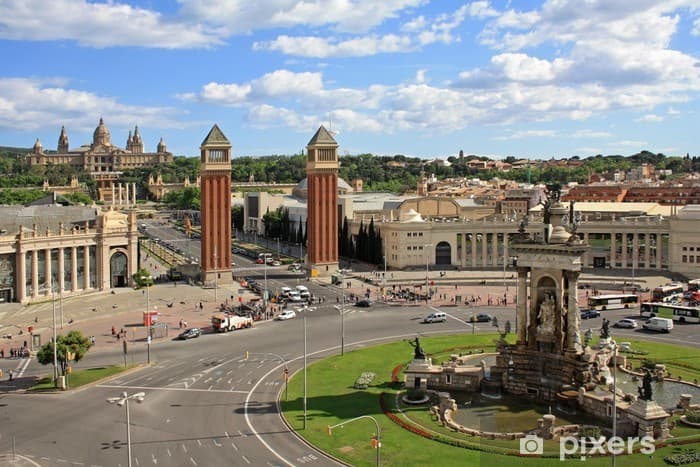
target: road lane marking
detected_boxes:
[231,442,238,451]
[241,455,251,464]
[96,385,248,394]
[225,432,230,438]
[189,457,197,466]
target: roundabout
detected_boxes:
[280,333,700,466]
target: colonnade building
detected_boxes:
[0,205,138,304]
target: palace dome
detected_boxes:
[93,117,111,146]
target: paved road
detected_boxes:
[0,222,697,466]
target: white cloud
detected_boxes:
[492,129,557,140]
[571,130,612,138]
[0,0,223,48]
[667,107,681,115]
[0,78,185,132]
[179,0,426,34]
[415,69,428,84]
[467,1,500,19]
[611,140,648,148]
[253,34,414,58]
[254,4,468,58]
[693,17,700,36]
[636,114,664,122]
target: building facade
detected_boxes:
[305,126,340,277]
[0,205,138,304]
[199,124,232,284]
[28,119,174,202]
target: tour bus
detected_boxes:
[651,284,684,303]
[587,294,639,311]
[688,279,700,292]
[640,302,700,323]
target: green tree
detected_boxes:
[132,268,154,288]
[36,330,90,376]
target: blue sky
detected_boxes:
[0,0,699,160]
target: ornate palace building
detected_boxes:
[0,204,138,304]
[28,118,173,202]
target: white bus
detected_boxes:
[651,284,684,303]
[688,279,700,292]
[640,302,700,323]
[587,294,639,311]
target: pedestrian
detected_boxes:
[179,319,183,329]
[111,326,116,336]
[9,370,13,381]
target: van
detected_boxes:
[423,312,447,323]
[295,285,310,298]
[643,317,673,333]
[280,287,292,297]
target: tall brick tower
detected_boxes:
[306,126,339,277]
[200,124,232,284]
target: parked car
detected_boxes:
[423,312,447,323]
[271,260,282,266]
[176,328,202,340]
[256,258,264,264]
[580,310,601,319]
[276,310,297,320]
[613,318,638,329]
[355,300,372,308]
[469,313,492,323]
[643,317,673,332]
[288,264,302,272]
[287,292,304,302]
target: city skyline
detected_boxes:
[1,0,699,159]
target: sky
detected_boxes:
[0,0,699,160]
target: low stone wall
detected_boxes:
[441,407,525,440]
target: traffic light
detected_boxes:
[283,367,289,381]
[371,437,379,449]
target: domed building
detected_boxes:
[28,118,173,203]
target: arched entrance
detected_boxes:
[110,252,128,288]
[435,242,452,265]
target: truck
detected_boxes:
[211,313,253,332]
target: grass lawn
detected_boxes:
[618,338,700,382]
[281,333,700,467]
[30,365,130,391]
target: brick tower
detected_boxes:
[306,126,339,277]
[200,124,232,284]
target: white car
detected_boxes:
[613,318,638,329]
[276,310,297,320]
[287,292,304,302]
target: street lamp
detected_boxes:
[338,271,346,356]
[298,303,315,429]
[50,280,59,385]
[140,275,153,364]
[611,339,618,467]
[424,244,433,302]
[107,391,146,467]
[327,415,381,467]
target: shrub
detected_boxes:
[406,389,426,401]
[686,409,700,424]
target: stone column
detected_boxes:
[460,233,466,268]
[492,232,498,267]
[71,247,78,292]
[621,233,628,267]
[632,233,639,271]
[84,245,90,290]
[112,183,116,206]
[517,267,528,345]
[45,248,52,296]
[471,233,477,266]
[31,250,38,298]
[132,183,137,205]
[16,247,26,303]
[610,232,616,269]
[58,247,65,293]
[118,183,123,205]
[481,233,488,267]
[503,234,509,266]
[566,271,582,353]
[583,232,590,267]
[644,233,651,268]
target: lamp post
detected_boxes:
[140,275,152,364]
[611,339,618,467]
[303,305,308,430]
[213,247,218,302]
[327,415,381,467]
[263,254,268,315]
[339,271,345,356]
[50,280,58,385]
[107,391,146,467]
[424,244,433,302]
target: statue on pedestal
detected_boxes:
[537,293,556,335]
[409,337,426,360]
[600,318,610,340]
[638,369,653,401]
